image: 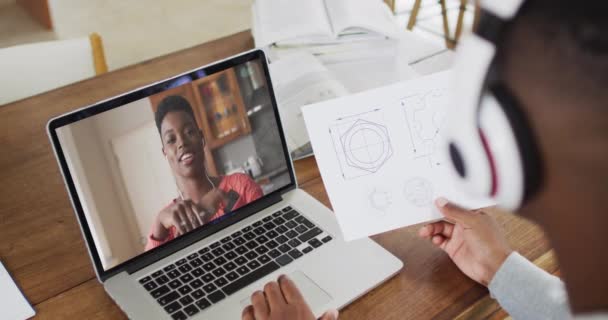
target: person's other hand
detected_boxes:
[199,188,227,222]
[242,275,339,320]
[154,199,204,238]
[418,197,513,286]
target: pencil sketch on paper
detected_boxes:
[329,109,393,180]
[303,71,493,240]
[368,187,392,214]
[401,88,448,168]
[403,177,434,207]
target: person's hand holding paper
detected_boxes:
[419,197,512,286]
[302,71,493,240]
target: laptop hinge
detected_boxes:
[124,192,284,275]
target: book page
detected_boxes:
[324,0,398,38]
[255,0,333,47]
[302,71,493,240]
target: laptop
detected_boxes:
[47,49,402,319]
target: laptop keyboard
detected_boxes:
[138,206,333,320]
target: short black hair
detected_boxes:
[518,0,608,53]
[499,0,608,84]
[154,95,198,134]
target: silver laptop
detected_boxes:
[47,49,402,319]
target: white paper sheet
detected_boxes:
[303,70,493,240]
[0,262,35,320]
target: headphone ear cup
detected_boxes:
[478,88,542,210]
[489,86,543,206]
[443,34,496,199]
[478,93,524,209]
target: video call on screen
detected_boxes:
[57,58,290,270]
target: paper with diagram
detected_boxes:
[302,70,492,240]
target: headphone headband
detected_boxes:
[443,0,543,210]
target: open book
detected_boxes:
[253,0,399,47]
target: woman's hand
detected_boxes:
[198,188,227,221]
[152,199,205,239]
[242,275,338,320]
[418,197,513,286]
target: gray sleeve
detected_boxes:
[488,252,572,320]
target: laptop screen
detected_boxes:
[51,52,293,271]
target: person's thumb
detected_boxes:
[320,309,339,320]
[435,197,475,226]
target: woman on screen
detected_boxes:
[146,95,263,251]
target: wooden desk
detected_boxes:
[0,31,557,319]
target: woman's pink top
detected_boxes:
[145,173,263,251]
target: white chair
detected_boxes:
[0,33,108,105]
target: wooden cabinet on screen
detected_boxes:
[191,69,251,149]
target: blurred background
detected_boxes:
[0,0,252,69]
[0,0,473,71]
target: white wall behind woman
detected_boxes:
[111,121,178,246]
[57,119,139,269]
[56,96,173,269]
[90,98,175,249]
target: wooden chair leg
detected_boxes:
[89,33,108,75]
[384,0,396,13]
[439,0,454,49]
[473,0,481,30]
[453,0,467,46]
[407,0,423,30]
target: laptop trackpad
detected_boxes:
[239,270,332,309]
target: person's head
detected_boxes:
[155,95,206,179]
[492,0,608,223]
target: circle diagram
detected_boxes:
[340,120,393,173]
[404,177,433,207]
[369,188,392,213]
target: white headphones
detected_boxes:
[443,0,543,210]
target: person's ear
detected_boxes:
[199,130,205,148]
[162,147,167,159]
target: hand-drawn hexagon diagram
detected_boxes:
[335,119,393,178]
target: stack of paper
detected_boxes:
[269,49,420,159]
[269,53,349,157]
[251,0,399,67]
[255,0,453,159]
